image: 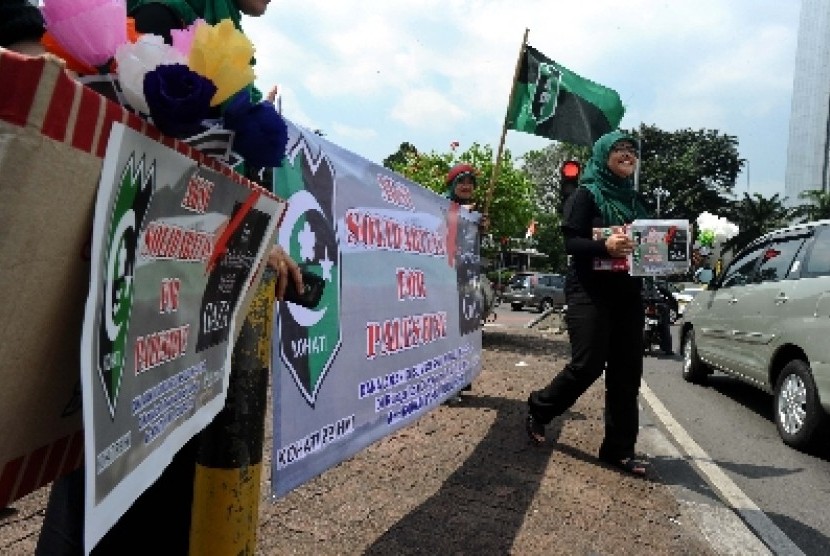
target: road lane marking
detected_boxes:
[641,382,806,556]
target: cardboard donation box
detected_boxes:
[592,220,690,277]
[629,219,690,276]
[0,51,277,507]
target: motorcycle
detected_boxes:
[642,301,663,355]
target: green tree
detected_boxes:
[628,125,742,221]
[385,142,536,248]
[382,142,418,170]
[725,192,793,252]
[522,142,590,213]
[520,143,590,270]
[532,211,567,271]
[793,188,830,223]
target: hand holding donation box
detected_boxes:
[593,220,690,276]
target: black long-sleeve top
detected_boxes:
[561,187,642,300]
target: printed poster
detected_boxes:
[82,123,284,551]
[591,220,690,276]
[630,219,690,276]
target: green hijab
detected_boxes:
[580,130,649,226]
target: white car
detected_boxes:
[680,219,830,450]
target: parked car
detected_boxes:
[501,272,566,313]
[680,219,830,450]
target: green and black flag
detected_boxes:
[505,45,624,147]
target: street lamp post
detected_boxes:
[653,186,670,217]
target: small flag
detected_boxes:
[505,45,624,147]
[525,219,537,239]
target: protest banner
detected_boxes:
[81,122,284,550]
[269,123,485,497]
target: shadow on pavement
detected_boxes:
[363,392,578,554]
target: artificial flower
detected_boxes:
[223,91,288,168]
[41,17,140,77]
[188,19,255,106]
[696,211,739,245]
[171,18,205,58]
[144,63,217,138]
[115,34,186,115]
[41,0,128,67]
[41,31,98,75]
[697,229,716,248]
[126,17,142,44]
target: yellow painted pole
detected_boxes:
[189,269,275,555]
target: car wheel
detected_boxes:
[681,329,708,383]
[774,360,826,450]
[511,303,523,311]
[539,299,553,313]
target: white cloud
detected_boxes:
[330,123,378,142]
[242,0,800,195]
[389,89,467,129]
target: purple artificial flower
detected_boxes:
[143,63,217,138]
[223,90,289,168]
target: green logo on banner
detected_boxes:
[530,63,562,125]
[273,139,342,404]
[97,153,154,417]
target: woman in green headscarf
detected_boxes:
[526,130,653,478]
[127,0,268,101]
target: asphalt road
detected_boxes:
[643,324,830,555]
[496,303,830,554]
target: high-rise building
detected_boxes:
[784,0,830,204]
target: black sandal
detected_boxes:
[599,454,650,477]
[525,414,545,445]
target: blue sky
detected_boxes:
[243,0,800,200]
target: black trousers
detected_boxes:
[528,286,644,459]
[657,303,673,353]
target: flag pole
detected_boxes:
[484,28,529,216]
[634,122,643,191]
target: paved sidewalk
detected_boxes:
[255,326,724,555]
[3,325,760,554]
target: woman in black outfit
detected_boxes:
[526,130,651,476]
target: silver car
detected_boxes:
[501,272,566,313]
[680,219,830,450]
